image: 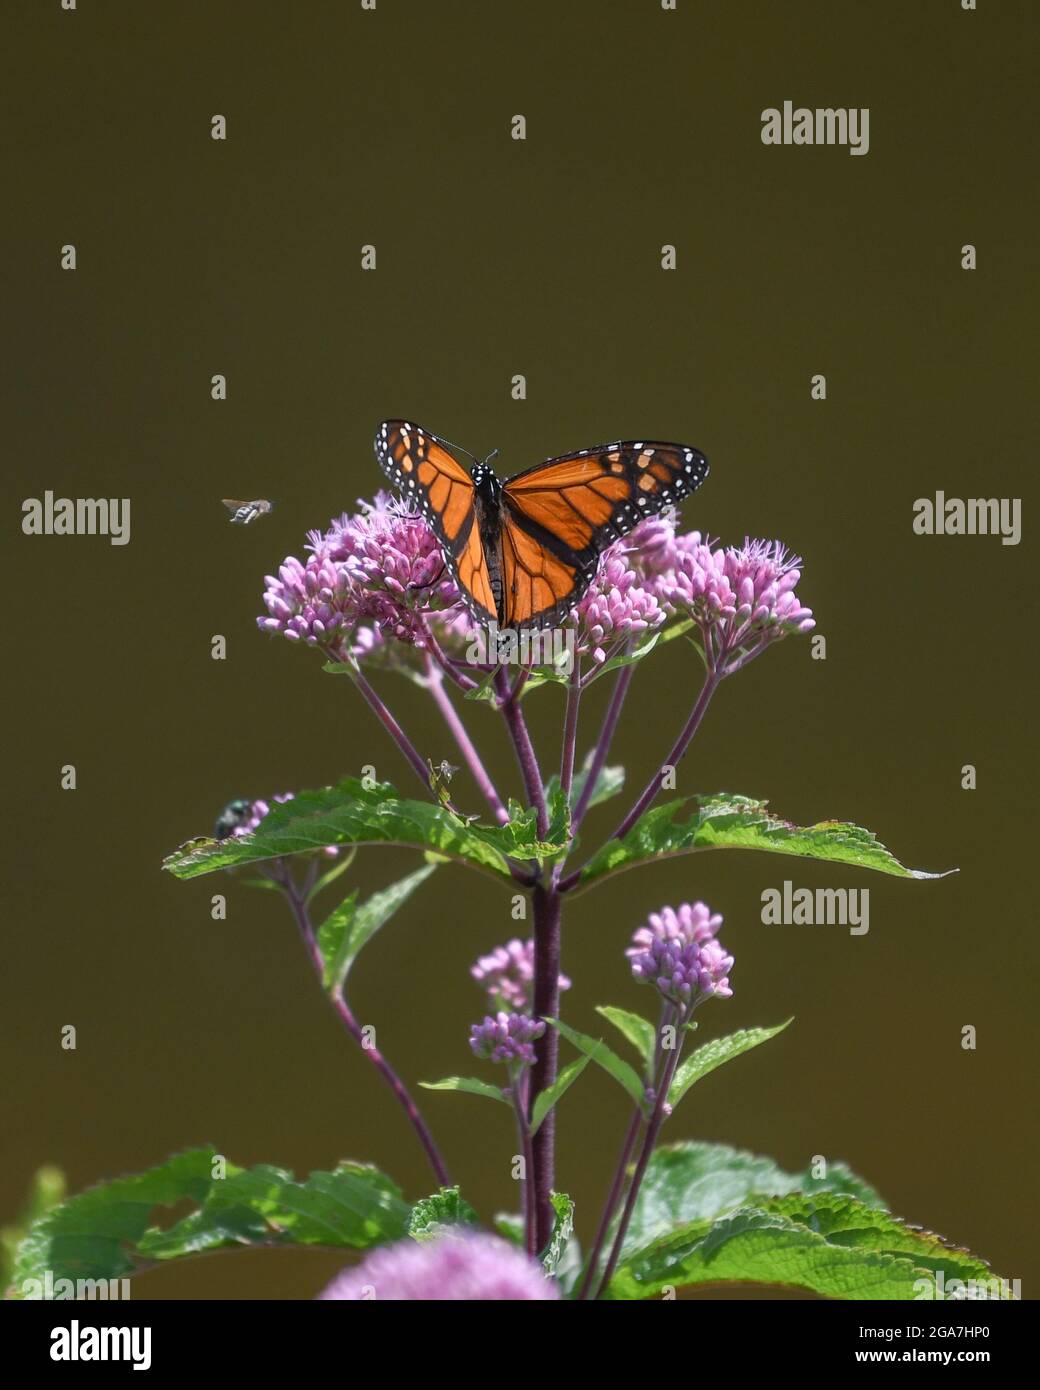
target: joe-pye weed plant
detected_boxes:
[6,481,1011,1302]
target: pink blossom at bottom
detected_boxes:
[318,1234,560,1301]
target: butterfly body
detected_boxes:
[375,420,708,630]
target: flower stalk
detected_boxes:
[250,489,815,1295]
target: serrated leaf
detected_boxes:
[595,1006,657,1069]
[1,1166,66,1288]
[418,1076,509,1104]
[10,1149,408,1296]
[608,1193,1004,1301]
[501,787,572,864]
[541,1192,574,1276]
[530,1055,591,1136]
[317,863,436,991]
[163,777,566,883]
[577,792,953,892]
[667,1020,792,1108]
[619,1140,885,1262]
[408,1187,478,1242]
[545,1018,645,1108]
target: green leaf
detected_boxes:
[530,1055,591,1135]
[595,1006,657,1069]
[667,1020,793,1108]
[573,759,625,810]
[541,1192,575,1276]
[617,1140,884,1263]
[163,777,566,883]
[500,788,572,865]
[418,1077,509,1105]
[10,1149,408,1295]
[307,846,357,901]
[493,1212,523,1244]
[577,792,954,892]
[317,863,436,992]
[545,1018,646,1108]
[1,1166,66,1288]
[461,671,501,704]
[407,1187,478,1242]
[519,622,688,694]
[546,758,625,816]
[608,1193,1005,1301]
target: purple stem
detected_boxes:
[420,617,479,693]
[577,1106,643,1300]
[595,1042,684,1298]
[570,663,634,834]
[559,669,721,893]
[723,635,774,677]
[323,647,433,795]
[282,872,451,1187]
[495,670,549,840]
[559,668,582,803]
[510,1073,537,1257]
[425,658,509,825]
[529,884,562,1251]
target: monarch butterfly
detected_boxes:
[375,420,709,630]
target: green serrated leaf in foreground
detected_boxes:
[609,1193,1006,1302]
[578,793,954,891]
[408,1187,478,1242]
[619,1140,885,1261]
[10,1148,409,1297]
[162,778,569,883]
[541,1192,575,1277]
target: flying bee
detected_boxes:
[214,797,253,840]
[223,498,274,525]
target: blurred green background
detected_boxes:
[3,0,1036,1298]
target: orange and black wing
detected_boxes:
[499,440,709,627]
[374,419,496,624]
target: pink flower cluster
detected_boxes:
[656,534,815,668]
[258,493,465,656]
[257,491,814,675]
[470,937,571,1012]
[469,1011,546,1066]
[627,901,734,1009]
[572,551,665,666]
[318,1233,559,1301]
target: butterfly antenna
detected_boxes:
[432,431,487,470]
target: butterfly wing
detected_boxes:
[500,440,709,627]
[374,420,496,623]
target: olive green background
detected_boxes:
[3,0,1036,1299]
